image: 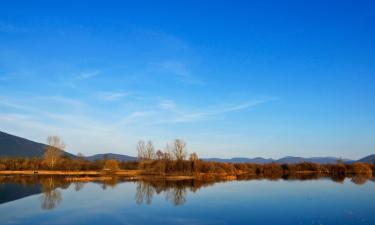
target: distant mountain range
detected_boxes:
[0,131,373,164]
[85,153,137,162]
[358,154,375,164]
[203,156,354,164]
[203,157,274,164]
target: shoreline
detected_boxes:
[0,170,257,181]
[0,170,373,183]
[0,170,140,176]
[0,169,368,179]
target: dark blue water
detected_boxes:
[1,178,375,225]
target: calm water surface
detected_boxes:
[0,176,375,225]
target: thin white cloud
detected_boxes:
[159,99,177,110]
[96,91,130,101]
[124,97,277,125]
[0,97,35,112]
[66,70,101,88]
[117,111,156,126]
[152,61,204,85]
[77,70,101,80]
[165,98,276,123]
[0,95,85,125]
[33,96,83,108]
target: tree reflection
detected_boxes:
[74,182,85,192]
[135,181,155,205]
[0,173,374,210]
[99,177,118,190]
[351,174,372,185]
[165,186,186,206]
[134,179,212,206]
[40,177,63,210]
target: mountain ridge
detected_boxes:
[358,154,375,164]
[0,131,372,164]
[85,153,137,162]
[202,156,354,164]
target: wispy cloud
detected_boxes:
[96,91,130,101]
[165,98,276,123]
[32,96,83,108]
[152,61,204,85]
[77,70,101,80]
[120,97,277,125]
[0,96,36,112]
[117,111,156,126]
[0,95,91,127]
[66,70,101,88]
[159,99,177,110]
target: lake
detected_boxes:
[0,176,375,225]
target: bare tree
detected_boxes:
[190,152,200,173]
[44,136,65,169]
[137,140,146,161]
[40,177,62,210]
[163,143,173,160]
[156,150,163,160]
[190,152,198,162]
[146,140,155,160]
[173,139,187,161]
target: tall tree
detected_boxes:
[146,140,155,160]
[163,143,173,160]
[190,152,200,173]
[137,140,146,161]
[190,152,198,161]
[156,150,163,160]
[173,139,187,161]
[44,136,65,169]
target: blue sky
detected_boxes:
[0,0,374,159]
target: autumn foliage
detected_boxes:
[0,137,373,179]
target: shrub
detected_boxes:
[103,160,120,172]
[347,163,372,176]
[0,163,6,170]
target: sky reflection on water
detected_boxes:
[0,177,375,225]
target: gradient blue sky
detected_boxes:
[0,0,374,159]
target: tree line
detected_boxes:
[0,136,374,178]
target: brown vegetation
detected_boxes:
[0,155,373,179]
[103,159,120,172]
[0,136,373,180]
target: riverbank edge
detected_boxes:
[0,170,243,181]
[0,169,347,180]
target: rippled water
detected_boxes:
[1,176,375,225]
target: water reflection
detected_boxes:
[135,180,211,206]
[40,187,61,210]
[0,174,373,210]
[74,182,85,192]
